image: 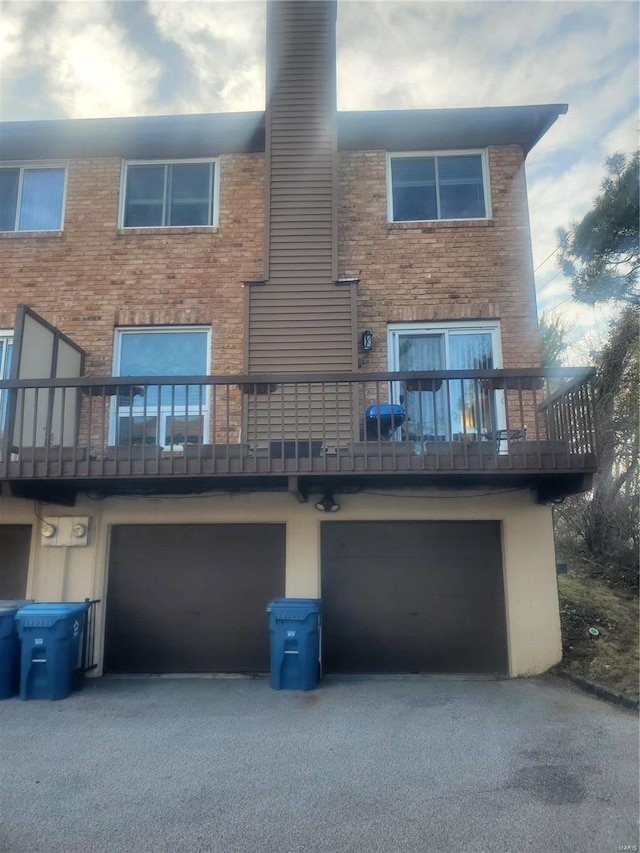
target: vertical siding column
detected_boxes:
[247,0,355,375]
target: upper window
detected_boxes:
[121,160,218,228]
[388,151,489,222]
[0,165,66,232]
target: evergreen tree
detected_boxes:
[558,151,639,305]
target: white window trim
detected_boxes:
[0,329,13,376]
[387,320,503,370]
[118,158,220,229]
[0,330,13,431]
[386,149,491,224]
[0,161,68,232]
[111,326,212,448]
[387,320,505,440]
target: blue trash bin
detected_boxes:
[16,602,89,700]
[267,598,321,691]
[0,600,33,700]
[0,605,24,700]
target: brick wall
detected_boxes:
[338,145,541,371]
[1,144,540,376]
[0,154,265,376]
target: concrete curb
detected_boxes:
[553,668,639,711]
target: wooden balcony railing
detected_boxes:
[0,368,597,484]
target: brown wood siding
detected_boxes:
[264,0,337,285]
[247,1,354,442]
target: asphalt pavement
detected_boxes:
[1,674,638,853]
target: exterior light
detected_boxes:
[362,330,373,352]
[314,495,341,513]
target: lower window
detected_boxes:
[112,327,210,447]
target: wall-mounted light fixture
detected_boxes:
[315,494,341,513]
[361,330,373,352]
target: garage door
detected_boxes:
[321,521,507,674]
[104,524,285,673]
[0,525,31,599]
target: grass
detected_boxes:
[557,568,639,702]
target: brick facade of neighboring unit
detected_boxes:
[0,154,265,376]
[0,144,539,374]
[338,145,540,372]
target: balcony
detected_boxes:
[0,368,597,504]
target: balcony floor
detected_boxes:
[2,440,596,505]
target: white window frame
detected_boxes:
[118,158,220,229]
[0,330,13,377]
[388,320,505,440]
[0,330,13,434]
[388,320,503,371]
[111,326,212,448]
[386,149,491,223]
[0,161,68,232]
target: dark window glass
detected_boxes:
[438,155,486,219]
[0,169,19,231]
[124,162,213,227]
[391,154,486,221]
[124,165,165,227]
[391,158,436,221]
[168,163,211,225]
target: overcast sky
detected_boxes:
[1,0,638,354]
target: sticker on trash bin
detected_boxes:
[287,630,296,637]
[34,638,44,645]
[73,620,80,637]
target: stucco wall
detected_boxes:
[0,487,561,678]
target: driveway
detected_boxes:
[0,675,637,853]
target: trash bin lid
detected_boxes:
[17,602,88,613]
[16,602,88,628]
[266,597,321,619]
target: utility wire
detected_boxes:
[535,269,564,294]
[534,246,560,273]
[543,294,574,312]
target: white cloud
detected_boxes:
[0,2,30,73]
[1,1,163,119]
[601,110,639,158]
[49,4,162,117]
[146,0,265,113]
[336,1,637,112]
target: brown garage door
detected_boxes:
[321,521,508,674]
[0,525,31,600]
[105,524,285,673]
